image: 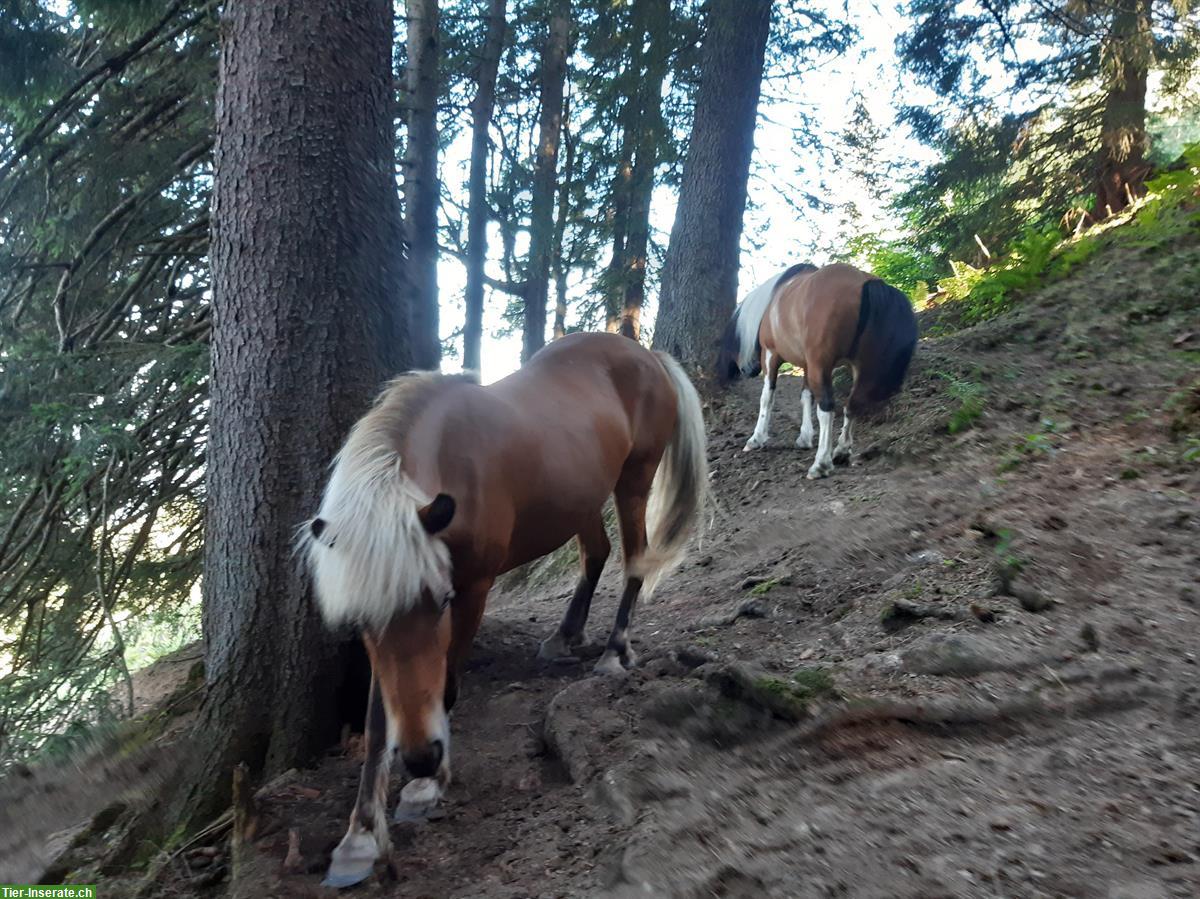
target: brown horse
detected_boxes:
[300,332,708,887]
[716,262,917,479]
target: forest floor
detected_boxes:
[11,232,1200,897]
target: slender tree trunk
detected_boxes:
[601,0,647,333]
[652,0,772,372]
[404,0,442,368]
[463,0,507,372]
[522,1,570,363]
[552,92,573,341]
[187,0,408,821]
[1094,0,1151,217]
[619,0,671,342]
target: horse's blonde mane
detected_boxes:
[301,372,476,631]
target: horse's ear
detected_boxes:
[418,494,455,535]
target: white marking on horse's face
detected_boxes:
[744,352,775,452]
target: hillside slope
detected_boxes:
[30,229,1200,897]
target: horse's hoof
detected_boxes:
[537,632,576,662]
[324,832,379,888]
[394,777,442,822]
[832,449,851,465]
[806,464,832,480]
[743,436,765,452]
[796,435,814,450]
[593,651,629,676]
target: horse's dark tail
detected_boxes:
[856,279,918,405]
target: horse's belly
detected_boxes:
[500,482,615,573]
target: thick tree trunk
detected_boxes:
[463,0,507,373]
[522,1,570,363]
[652,0,772,372]
[619,0,671,342]
[1094,0,1151,217]
[404,0,442,368]
[186,0,409,822]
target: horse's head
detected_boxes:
[361,493,458,782]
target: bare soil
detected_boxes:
[13,237,1200,897]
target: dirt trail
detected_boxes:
[32,240,1200,897]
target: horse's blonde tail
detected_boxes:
[638,352,710,595]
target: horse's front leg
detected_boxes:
[325,671,393,888]
[743,350,781,452]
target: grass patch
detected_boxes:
[750,577,782,596]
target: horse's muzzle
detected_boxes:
[402,740,445,779]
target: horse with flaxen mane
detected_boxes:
[716,262,917,479]
[299,332,708,887]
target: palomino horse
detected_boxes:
[717,262,917,479]
[300,332,708,887]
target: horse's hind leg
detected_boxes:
[743,350,782,452]
[595,472,652,675]
[325,671,393,887]
[539,514,610,661]
[796,375,815,449]
[806,366,837,479]
[833,368,860,465]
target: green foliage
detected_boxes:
[0,0,214,768]
[939,374,985,434]
[843,233,940,301]
[998,430,1057,472]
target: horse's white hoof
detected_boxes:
[743,437,765,452]
[796,434,814,450]
[807,463,832,480]
[593,651,629,676]
[324,831,380,888]
[394,777,442,822]
[537,632,576,661]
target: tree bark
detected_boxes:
[601,0,646,334]
[619,0,671,342]
[1094,0,1151,217]
[404,0,442,368]
[522,1,570,363]
[552,92,574,341]
[463,0,507,372]
[187,0,409,822]
[652,0,772,372]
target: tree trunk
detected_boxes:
[186,0,409,822]
[522,1,570,363]
[552,92,574,341]
[463,0,507,373]
[619,0,671,342]
[652,0,772,372]
[404,0,442,368]
[601,0,645,334]
[1094,0,1151,217]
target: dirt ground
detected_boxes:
[13,236,1200,897]
[229,238,1199,899]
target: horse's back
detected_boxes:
[763,263,873,367]
[419,333,677,575]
